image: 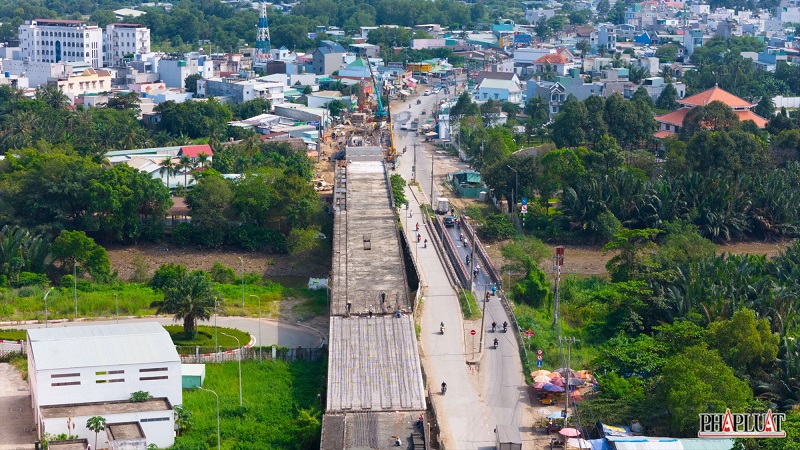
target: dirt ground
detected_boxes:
[106,243,331,281]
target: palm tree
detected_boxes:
[153,272,218,336]
[86,416,107,450]
[179,155,192,187]
[159,157,177,190]
[196,152,210,168]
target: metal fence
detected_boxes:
[179,346,326,364]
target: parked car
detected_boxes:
[444,216,455,227]
[424,90,432,96]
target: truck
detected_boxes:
[435,197,450,215]
[495,425,522,450]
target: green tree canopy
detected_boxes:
[708,309,779,376]
[154,271,218,336]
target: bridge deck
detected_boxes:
[331,161,411,316]
[327,315,425,412]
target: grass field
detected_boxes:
[0,281,327,323]
[175,359,327,450]
[165,325,250,350]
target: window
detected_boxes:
[51,373,80,378]
[97,379,124,383]
[139,367,168,373]
[140,376,168,381]
[140,417,170,423]
[109,370,124,374]
[52,381,80,387]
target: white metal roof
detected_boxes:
[28,322,180,370]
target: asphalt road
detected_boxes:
[0,316,325,348]
[392,83,529,448]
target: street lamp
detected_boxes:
[221,332,243,407]
[506,165,518,220]
[43,287,54,328]
[238,257,245,315]
[249,295,261,362]
[214,297,219,362]
[198,387,220,450]
[73,262,78,320]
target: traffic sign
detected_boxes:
[524,328,535,338]
[520,204,528,214]
[470,329,476,336]
[521,198,528,205]
[537,360,543,367]
[536,355,543,361]
[537,349,543,355]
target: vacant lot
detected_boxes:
[106,243,331,281]
[0,362,35,450]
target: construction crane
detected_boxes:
[366,59,387,120]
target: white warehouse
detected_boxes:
[27,322,182,448]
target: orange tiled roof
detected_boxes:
[535,54,570,64]
[653,130,676,139]
[655,108,690,127]
[734,110,768,128]
[679,85,754,108]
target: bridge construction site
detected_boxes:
[320,145,426,449]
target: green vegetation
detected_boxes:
[177,360,326,450]
[390,174,408,206]
[165,325,250,350]
[458,290,481,320]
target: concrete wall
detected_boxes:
[773,95,800,109]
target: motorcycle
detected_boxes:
[415,222,420,231]
[424,239,428,248]
[502,322,508,333]
[440,323,445,334]
[491,322,496,332]
[441,383,447,395]
[417,99,422,105]
[494,338,499,348]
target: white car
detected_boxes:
[423,90,432,96]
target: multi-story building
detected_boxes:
[105,23,150,66]
[197,76,285,105]
[18,19,103,68]
[47,68,113,102]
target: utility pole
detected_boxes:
[412,143,417,182]
[430,151,435,209]
[479,283,487,352]
[553,247,564,328]
[561,336,578,418]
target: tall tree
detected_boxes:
[754,96,775,119]
[154,271,218,336]
[656,83,680,110]
[86,416,107,450]
[550,96,588,147]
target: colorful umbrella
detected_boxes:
[549,371,563,379]
[534,375,552,383]
[543,383,565,392]
[553,367,579,378]
[531,370,551,377]
[559,428,581,437]
[533,382,546,389]
[568,378,585,386]
[550,377,565,387]
[577,370,592,379]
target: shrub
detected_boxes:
[149,263,188,291]
[172,223,195,247]
[209,262,236,284]
[596,210,622,244]
[480,214,515,241]
[511,266,553,308]
[130,253,150,283]
[130,391,152,402]
[13,272,48,287]
[232,224,287,253]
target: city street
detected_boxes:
[391,83,531,448]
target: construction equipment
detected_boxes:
[366,60,387,120]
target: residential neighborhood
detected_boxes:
[0,0,799,449]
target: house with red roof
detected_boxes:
[532,53,573,76]
[179,144,213,160]
[653,84,768,140]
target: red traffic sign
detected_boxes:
[470,329,476,335]
[536,355,543,361]
[537,349,543,355]
[524,329,535,338]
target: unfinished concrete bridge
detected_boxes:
[320,145,426,450]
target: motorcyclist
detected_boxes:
[466,254,471,265]
[494,338,499,348]
[486,291,491,302]
[417,233,421,243]
[491,321,497,332]
[441,381,447,394]
[503,321,508,332]
[416,222,420,231]
[440,322,445,334]
[424,239,428,248]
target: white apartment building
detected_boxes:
[105,23,151,66]
[19,19,103,68]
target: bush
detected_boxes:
[172,223,195,247]
[149,263,188,291]
[596,210,622,244]
[511,266,553,308]
[232,224,287,253]
[209,262,236,284]
[13,272,48,287]
[480,214,515,241]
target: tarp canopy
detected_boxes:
[399,90,412,96]
[425,132,438,137]
[453,170,482,185]
[600,424,631,437]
